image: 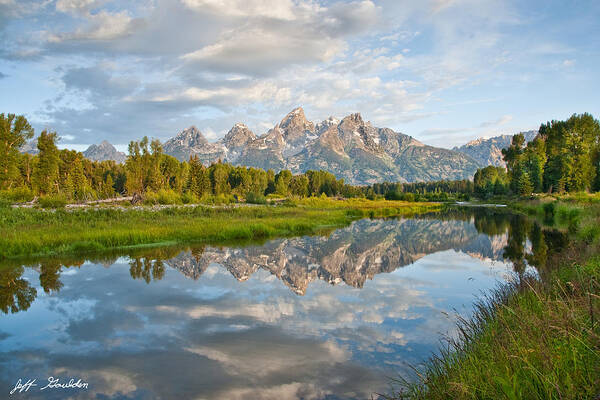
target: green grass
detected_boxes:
[389,196,600,400]
[38,194,68,209]
[390,265,599,399]
[510,194,600,239]
[0,199,440,260]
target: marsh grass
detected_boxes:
[0,199,439,260]
[387,196,600,400]
[38,194,68,209]
[511,195,598,239]
[387,264,600,399]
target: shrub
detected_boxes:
[385,191,403,201]
[143,191,159,205]
[181,191,199,204]
[38,194,68,209]
[246,192,267,205]
[157,189,182,205]
[0,187,35,203]
[402,192,415,202]
[199,194,235,205]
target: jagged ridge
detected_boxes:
[162,107,481,184]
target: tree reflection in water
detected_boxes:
[0,266,36,314]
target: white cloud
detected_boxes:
[49,10,133,41]
[3,0,592,148]
[180,26,346,76]
[55,0,98,14]
[181,0,301,20]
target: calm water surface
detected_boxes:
[0,209,566,399]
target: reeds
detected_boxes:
[386,195,600,399]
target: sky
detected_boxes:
[0,0,599,151]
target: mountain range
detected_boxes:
[19,107,538,184]
[162,107,482,184]
[20,138,126,163]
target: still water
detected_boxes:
[0,209,566,399]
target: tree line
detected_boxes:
[369,180,473,201]
[474,113,600,198]
[4,112,597,205]
[0,113,363,204]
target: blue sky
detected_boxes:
[0,0,598,150]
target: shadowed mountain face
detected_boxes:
[161,107,480,184]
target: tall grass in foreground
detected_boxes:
[0,200,439,260]
[388,266,599,399]
[388,197,600,400]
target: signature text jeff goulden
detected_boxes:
[10,377,89,395]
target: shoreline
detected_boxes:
[0,198,441,262]
[393,195,600,399]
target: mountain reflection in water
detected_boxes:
[0,209,567,399]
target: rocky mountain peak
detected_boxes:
[337,112,380,151]
[280,107,307,127]
[315,116,340,134]
[83,141,126,164]
[163,126,225,164]
[222,123,256,149]
[170,126,208,147]
[278,107,316,143]
[347,113,363,124]
[317,124,346,156]
[464,137,487,147]
[339,113,368,133]
[160,106,482,184]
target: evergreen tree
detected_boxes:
[502,133,525,194]
[518,171,533,196]
[186,156,201,195]
[474,166,508,198]
[33,130,60,195]
[125,139,144,194]
[198,165,211,196]
[102,174,116,198]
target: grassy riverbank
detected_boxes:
[0,198,439,260]
[392,195,600,399]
